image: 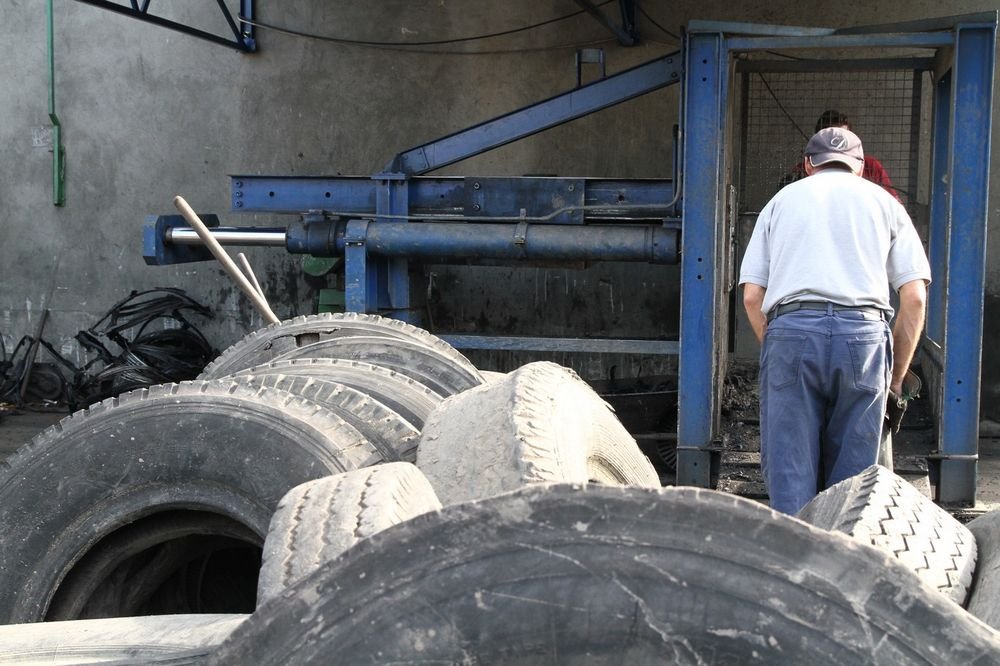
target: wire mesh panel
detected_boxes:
[735,60,931,218]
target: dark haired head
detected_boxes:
[815,110,850,133]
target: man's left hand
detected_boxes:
[885,390,907,434]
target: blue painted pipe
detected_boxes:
[286,219,678,265]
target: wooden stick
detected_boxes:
[237,252,266,299]
[173,196,280,325]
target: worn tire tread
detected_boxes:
[796,465,977,606]
[200,313,479,380]
[229,373,418,462]
[272,335,483,397]
[228,358,442,429]
[257,463,441,605]
[416,361,659,505]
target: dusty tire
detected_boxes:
[0,614,245,663]
[416,361,659,505]
[230,373,419,462]
[228,358,441,429]
[0,380,383,623]
[200,312,479,380]
[256,462,441,605]
[480,370,506,383]
[210,484,1000,665]
[966,509,1000,628]
[272,336,484,397]
[796,465,977,606]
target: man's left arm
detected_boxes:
[891,279,927,394]
[742,283,768,344]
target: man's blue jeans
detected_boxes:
[759,308,892,515]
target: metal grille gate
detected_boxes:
[735,58,931,219]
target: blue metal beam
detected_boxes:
[936,21,996,506]
[438,335,678,355]
[382,52,682,175]
[726,34,954,51]
[230,175,675,218]
[676,30,727,488]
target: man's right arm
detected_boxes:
[891,279,927,394]
[743,283,767,344]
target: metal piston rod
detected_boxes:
[161,219,679,265]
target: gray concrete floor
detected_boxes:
[3,408,1000,513]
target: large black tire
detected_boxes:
[0,614,245,663]
[210,485,1000,665]
[228,358,442,429]
[796,465,977,606]
[966,509,1000,628]
[256,463,441,605]
[200,312,479,380]
[229,373,419,462]
[271,335,484,397]
[416,361,660,505]
[0,380,382,624]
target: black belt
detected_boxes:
[766,301,888,323]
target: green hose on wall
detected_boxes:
[48,0,65,206]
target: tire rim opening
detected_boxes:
[46,509,262,621]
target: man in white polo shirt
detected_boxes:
[739,127,930,515]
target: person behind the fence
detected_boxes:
[781,110,899,200]
[741,126,929,515]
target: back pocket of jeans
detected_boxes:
[763,334,806,390]
[847,337,887,395]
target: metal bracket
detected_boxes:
[143,214,220,265]
[513,215,529,246]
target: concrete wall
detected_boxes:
[2,1,999,414]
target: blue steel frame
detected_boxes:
[678,15,996,501]
[925,19,997,505]
[147,15,996,501]
[676,29,728,487]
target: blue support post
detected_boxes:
[676,30,727,488]
[375,173,412,322]
[926,72,952,346]
[344,219,374,313]
[935,21,996,505]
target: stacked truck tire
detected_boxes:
[0,313,998,663]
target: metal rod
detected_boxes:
[162,220,678,265]
[357,222,678,264]
[167,227,287,246]
[173,196,280,324]
[438,334,678,355]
